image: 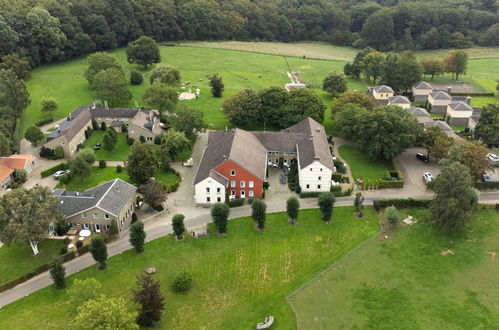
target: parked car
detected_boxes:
[416,153,428,162]
[482,174,492,182]
[94,143,101,150]
[487,153,499,165]
[423,172,433,183]
[53,170,70,178]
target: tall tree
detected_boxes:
[91,68,131,107]
[363,52,385,84]
[474,104,499,145]
[0,69,31,121]
[159,130,190,160]
[421,125,454,161]
[133,274,165,327]
[129,221,146,254]
[318,192,335,223]
[0,132,11,156]
[286,197,300,225]
[49,258,66,289]
[381,51,422,92]
[84,52,123,85]
[354,192,364,217]
[284,88,326,127]
[332,91,375,113]
[251,199,267,231]
[0,17,19,59]
[322,72,348,96]
[139,181,166,209]
[444,50,468,80]
[0,54,30,80]
[24,126,44,146]
[445,141,493,181]
[68,278,102,312]
[211,203,230,234]
[126,36,160,68]
[142,83,178,116]
[70,155,92,182]
[0,186,59,255]
[41,97,59,116]
[72,295,138,329]
[149,64,180,85]
[257,86,289,126]
[172,214,185,240]
[209,74,224,97]
[420,57,444,80]
[172,105,207,137]
[361,9,395,51]
[89,235,108,270]
[222,88,260,126]
[127,142,158,184]
[430,161,477,232]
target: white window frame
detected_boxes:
[240,190,246,198]
[230,170,236,176]
[104,214,109,220]
[93,213,98,220]
[240,181,245,188]
[95,224,101,233]
[249,190,254,197]
[231,190,236,196]
[231,180,236,188]
[83,223,90,229]
[82,212,87,219]
[249,181,254,188]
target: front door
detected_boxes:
[95,224,101,233]
[240,190,245,199]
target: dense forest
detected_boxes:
[0,0,498,67]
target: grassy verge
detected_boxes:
[338,145,394,181]
[0,240,65,284]
[82,131,130,161]
[58,166,132,191]
[289,208,499,328]
[0,207,379,329]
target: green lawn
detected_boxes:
[0,240,65,285]
[60,166,131,191]
[338,145,394,181]
[82,131,130,161]
[289,208,499,328]
[154,169,179,186]
[0,207,379,329]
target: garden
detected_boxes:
[82,131,131,161]
[289,207,499,328]
[0,207,379,329]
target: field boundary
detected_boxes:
[285,210,383,329]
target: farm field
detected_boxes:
[0,208,379,329]
[289,208,499,329]
[338,145,395,181]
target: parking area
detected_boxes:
[395,147,441,193]
[265,167,295,203]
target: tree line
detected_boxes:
[0,0,498,68]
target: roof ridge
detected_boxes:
[95,178,119,208]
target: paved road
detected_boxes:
[1,189,498,308]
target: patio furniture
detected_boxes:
[79,229,91,237]
[256,316,274,329]
[67,244,74,249]
[78,237,85,241]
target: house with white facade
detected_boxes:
[412,81,434,102]
[388,95,411,109]
[445,98,476,126]
[428,91,453,114]
[367,85,394,105]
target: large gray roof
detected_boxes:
[408,107,430,117]
[424,120,452,131]
[90,108,138,118]
[448,101,473,111]
[413,81,433,89]
[371,85,394,93]
[388,95,411,104]
[430,91,452,100]
[251,131,306,152]
[55,178,136,218]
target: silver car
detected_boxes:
[423,172,433,183]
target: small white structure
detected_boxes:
[368,85,394,101]
[388,95,411,109]
[446,99,473,126]
[194,173,227,204]
[298,161,333,193]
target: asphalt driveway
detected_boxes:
[394,147,441,193]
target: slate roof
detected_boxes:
[90,108,138,118]
[388,95,411,104]
[286,117,334,171]
[429,91,452,100]
[448,101,473,111]
[408,107,430,117]
[131,109,163,135]
[55,178,136,218]
[413,81,433,89]
[424,120,452,131]
[371,85,394,93]
[251,131,305,152]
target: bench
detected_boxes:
[256,316,274,329]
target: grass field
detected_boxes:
[0,208,379,329]
[338,145,394,181]
[0,240,65,285]
[82,131,130,161]
[289,208,499,328]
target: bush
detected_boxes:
[139,135,146,143]
[99,160,107,168]
[475,181,499,190]
[58,174,71,185]
[35,117,54,127]
[132,213,138,223]
[173,270,193,293]
[294,185,302,194]
[55,146,65,159]
[41,163,68,177]
[333,159,346,174]
[59,246,68,255]
[127,137,135,145]
[153,204,164,212]
[263,182,269,189]
[225,198,245,208]
[154,136,161,145]
[300,191,321,198]
[116,165,123,173]
[75,240,83,249]
[330,185,341,192]
[100,122,106,131]
[130,70,143,85]
[373,198,431,211]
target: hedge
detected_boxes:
[35,117,53,127]
[40,162,68,178]
[475,181,499,190]
[373,198,431,211]
[333,159,346,174]
[300,191,321,198]
[450,92,495,97]
[164,169,182,193]
[225,198,245,207]
[0,250,76,293]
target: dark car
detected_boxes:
[94,143,101,150]
[416,153,428,162]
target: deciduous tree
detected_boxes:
[0,186,59,255]
[385,205,399,227]
[139,181,166,209]
[142,83,178,116]
[84,52,123,85]
[127,142,158,184]
[89,235,108,270]
[211,203,230,234]
[172,214,185,240]
[126,36,160,68]
[286,197,300,225]
[420,57,444,80]
[363,52,385,83]
[91,68,131,107]
[444,50,468,80]
[72,295,138,329]
[0,132,11,156]
[133,274,165,327]
[172,105,206,137]
[222,88,260,126]
[332,91,375,114]
[129,220,146,254]
[474,104,499,145]
[159,130,190,160]
[318,192,335,223]
[251,199,267,231]
[284,88,326,127]
[0,54,30,80]
[68,278,102,311]
[0,69,31,121]
[149,64,180,85]
[445,141,493,181]
[361,9,395,51]
[70,155,92,182]
[322,72,348,96]
[354,192,364,217]
[25,126,44,146]
[41,97,59,115]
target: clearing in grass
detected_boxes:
[338,145,395,181]
[0,208,379,329]
[289,208,499,328]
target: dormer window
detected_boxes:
[230,170,236,176]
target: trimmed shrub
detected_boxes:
[127,137,135,145]
[130,70,143,85]
[55,146,65,159]
[173,270,193,292]
[153,204,164,212]
[330,185,342,192]
[100,122,106,131]
[60,246,68,255]
[58,174,71,185]
[154,136,161,145]
[41,163,68,177]
[116,165,123,173]
[373,198,431,211]
[475,181,499,190]
[132,212,138,223]
[300,191,321,198]
[225,198,244,208]
[139,135,146,143]
[75,240,83,249]
[263,182,269,189]
[99,160,107,168]
[333,159,346,174]
[35,117,53,127]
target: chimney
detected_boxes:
[466,96,471,105]
[447,87,452,95]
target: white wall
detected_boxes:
[299,161,333,192]
[446,106,472,119]
[412,88,432,96]
[194,177,226,204]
